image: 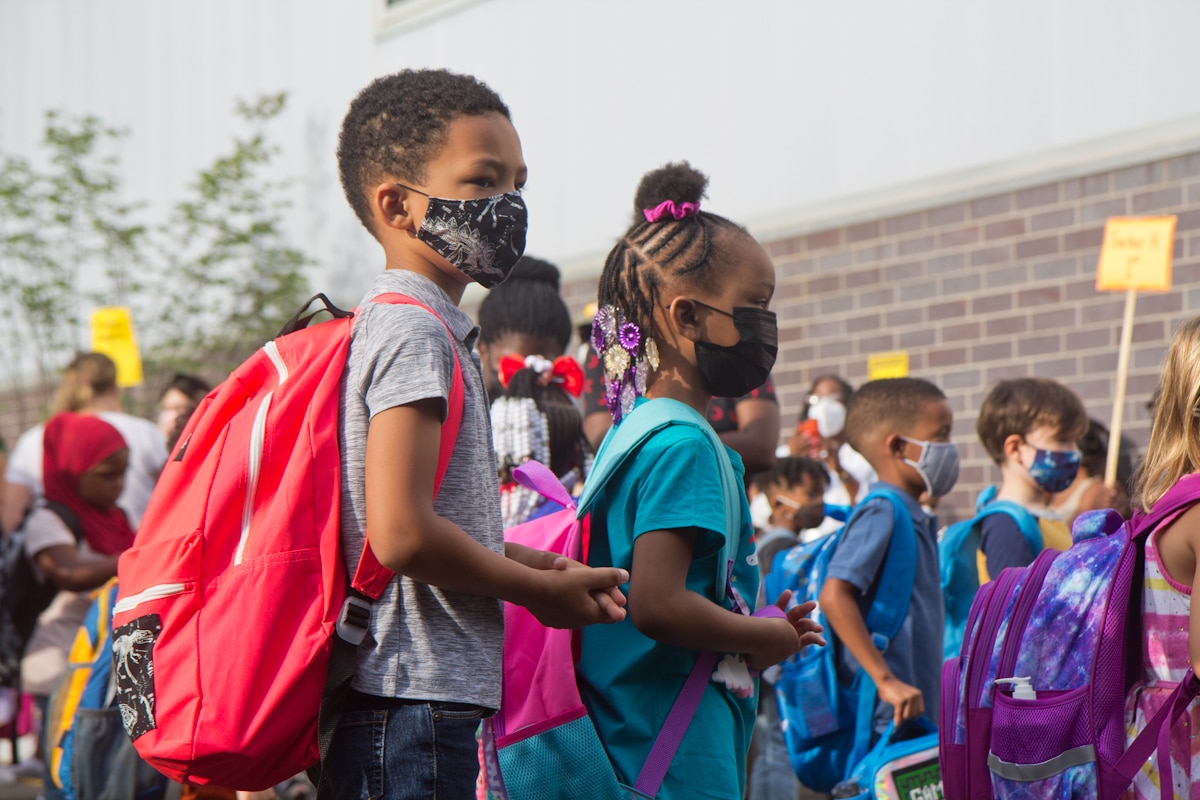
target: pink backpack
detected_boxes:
[112,293,463,790]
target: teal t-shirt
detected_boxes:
[578,403,761,799]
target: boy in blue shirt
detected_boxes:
[819,378,956,731]
[975,377,1087,578]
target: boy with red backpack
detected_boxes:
[325,69,628,799]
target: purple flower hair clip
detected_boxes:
[643,200,700,223]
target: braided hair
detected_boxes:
[492,365,592,528]
[478,256,572,351]
[593,162,749,419]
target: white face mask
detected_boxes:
[750,492,773,530]
[808,395,847,438]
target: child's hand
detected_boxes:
[526,564,630,628]
[878,674,924,726]
[745,590,810,669]
[552,554,628,622]
[782,597,826,651]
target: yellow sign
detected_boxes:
[90,307,144,387]
[1096,216,1176,292]
[868,351,909,380]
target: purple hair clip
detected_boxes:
[643,200,700,223]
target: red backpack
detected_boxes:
[112,293,463,790]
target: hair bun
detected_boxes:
[507,256,561,290]
[633,161,709,223]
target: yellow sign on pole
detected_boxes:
[90,307,144,388]
[868,351,909,380]
[1095,216,1176,292]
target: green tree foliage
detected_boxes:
[0,94,311,423]
[147,93,311,375]
[0,113,147,414]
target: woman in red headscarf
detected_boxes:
[20,413,133,702]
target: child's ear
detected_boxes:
[372,182,423,233]
[884,433,906,460]
[666,297,703,343]
[1001,433,1024,462]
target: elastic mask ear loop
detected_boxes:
[900,437,934,497]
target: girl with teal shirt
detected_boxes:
[578,162,825,799]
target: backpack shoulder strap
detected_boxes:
[850,487,918,649]
[43,502,84,544]
[577,398,742,587]
[348,292,465,599]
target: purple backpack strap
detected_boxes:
[1109,670,1200,798]
[633,604,786,797]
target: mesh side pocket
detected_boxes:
[989,685,1091,765]
[496,715,624,800]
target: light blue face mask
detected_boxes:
[900,437,960,499]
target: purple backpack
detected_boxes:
[940,474,1200,799]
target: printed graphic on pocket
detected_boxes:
[112,614,161,739]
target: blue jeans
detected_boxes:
[323,695,487,800]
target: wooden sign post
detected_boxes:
[1095,216,1176,487]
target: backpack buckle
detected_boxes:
[336,596,372,646]
[871,632,890,653]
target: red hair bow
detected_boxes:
[498,354,584,397]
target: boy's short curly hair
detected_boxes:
[844,378,947,457]
[975,378,1088,465]
[337,69,511,236]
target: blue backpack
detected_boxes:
[764,487,916,793]
[938,488,1041,661]
[47,580,174,800]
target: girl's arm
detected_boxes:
[628,527,808,668]
[33,544,118,592]
[365,399,627,629]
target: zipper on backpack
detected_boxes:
[234,341,290,567]
[114,582,188,615]
[263,339,290,384]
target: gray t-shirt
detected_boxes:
[338,270,504,708]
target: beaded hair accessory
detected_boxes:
[591,304,660,423]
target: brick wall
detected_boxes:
[559,150,1200,524]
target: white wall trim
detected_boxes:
[752,115,1200,243]
[374,0,491,38]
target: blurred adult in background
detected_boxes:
[3,353,167,533]
[158,373,211,442]
[779,374,876,512]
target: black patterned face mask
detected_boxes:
[397,184,528,288]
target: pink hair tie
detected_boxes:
[643,200,700,223]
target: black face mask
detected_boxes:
[690,300,778,398]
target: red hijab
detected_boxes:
[42,412,135,555]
